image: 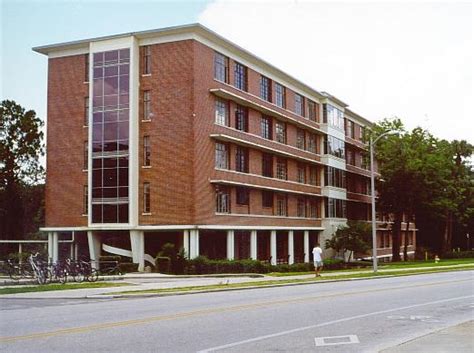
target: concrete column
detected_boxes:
[70,243,74,260]
[48,232,53,263]
[288,231,294,265]
[52,232,59,264]
[227,230,235,260]
[270,230,277,265]
[304,230,310,263]
[250,230,257,260]
[74,243,79,261]
[18,243,23,265]
[130,230,145,272]
[87,231,101,269]
[189,230,200,259]
[183,230,190,259]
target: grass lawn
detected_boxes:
[378,258,474,269]
[0,282,131,295]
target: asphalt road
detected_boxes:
[1,271,473,353]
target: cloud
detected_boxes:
[198,1,473,142]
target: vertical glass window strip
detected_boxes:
[83,141,88,170]
[215,142,229,169]
[260,76,271,101]
[297,163,306,183]
[262,190,273,208]
[262,153,273,177]
[276,194,287,216]
[359,126,365,141]
[143,136,151,166]
[83,185,88,214]
[216,187,230,213]
[84,97,89,126]
[323,104,344,129]
[308,100,318,122]
[215,99,229,126]
[276,158,287,180]
[234,62,247,91]
[236,187,249,205]
[143,46,151,74]
[297,198,306,217]
[214,52,228,83]
[275,83,285,108]
[296,129,305,149]
[275,121,286,144]
[308,134,316,153]
[235,105,248,132]
[325,135,345,159]
[326,198,346,218]
[91,48,130,224]
[309,199,319,218]
[309,167,318,186]
[235,146,248,173]
[295,94,304,116]
[143,182,150,213]
[143,91,151,120]
[261,115,272,139]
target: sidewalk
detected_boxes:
[381,321,474,353]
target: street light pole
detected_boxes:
[369,130,399,273]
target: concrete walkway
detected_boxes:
[381,321,474,353]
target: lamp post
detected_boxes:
[370,130,398,273]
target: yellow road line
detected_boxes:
[1,278,471,343]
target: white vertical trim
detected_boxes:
[195,230,200,258]
[52,232,59,263]
[250,230,257,260]
[304,230,309,263]
[183,230,190,259]
[130,230,145,271]
[47,232,53,263]
[227,230,235,260]
[87,49,93,226]
[87,231,101,269]
[288,230,294,265]
[270,230,277,265]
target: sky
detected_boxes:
[1,0,473,144]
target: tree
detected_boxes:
[325,221,372,262]
[0,100,44,241]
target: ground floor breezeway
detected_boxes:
[39,227,322,271]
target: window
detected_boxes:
[346,149,355,166]
[309,199,320,218]
[143,182,150,213]
[324,167,346,188]
[325,198,347,218]
[275,83,286,108]
[216,186,230,213]
[324,135,345,159]
[276,194,287,216]
[236,187,249,206]
[260,76,271,101]
[359,126,365,141]
[261,115,272,140]
[323,104,344,130]
[262,153,273,177]
[275,121,286,144]
[262,190,273,208]
[215,99,229,126]
[296,128,306,149]
[84,97,89,126]
[235,146,249,173]
[308,100,318,122]
[346,120,355,138]
[215,142,229,169]
[309,167,318,186]
[307,133,317,153]
[143,46,151,74]
[297,198,306,217]
[297,163,306,183]
[85,54,89,82]
[295,93,304,116]
[234,62,247,91]
[276,158,287,180]
[214,52,228,83]
[83,141,88,170]
[235,105,248,132]
[143,136,151,166]
[143,91,151,120]
[83,185,88,214]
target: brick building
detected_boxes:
[34,24,416,270]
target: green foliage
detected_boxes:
[185,256,270,274]
[442,251,474,259]
[118,263,139,273]
[325,221,372,262]
[155,256,171,274]
[156,243,187,274]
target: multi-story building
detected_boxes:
[34,24,416,270]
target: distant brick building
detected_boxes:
[34,24,416,270]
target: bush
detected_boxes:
[185,257,271,275]
[119,263,139,273]
[156,243,187,275]
[442,250,474,259]
[322,258,345,270]
[155,256,171,274]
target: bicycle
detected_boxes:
[28,253,51,285]
[50,262,67,284]
[6,259,33,281]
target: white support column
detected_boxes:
[250,230,257,260]
[18,243,23,265]
[226,230,235,260]
[183,230,190,259]
[48,232,53,263]
[189,230,200,259]
[130,230,145,272]
[288,231,294,265]
[74,243,79,261]
[270,230,277,265]
[195,230,200,258]
[52,232,59,264]
[304,230,310,263]
[87,231,101,269]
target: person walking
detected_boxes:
[312,243,323,277]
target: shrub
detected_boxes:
[155,256,171,274]
[442,250,474,259]
[322,258,345,270]
[119,263,139,273]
